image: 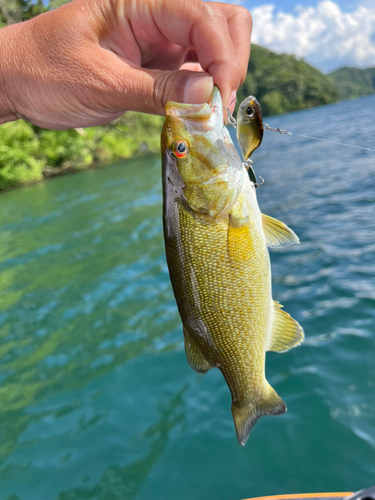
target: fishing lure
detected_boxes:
[226,96,265,186]
[228,96,375,154]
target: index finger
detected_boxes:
[152,0,252,107]
[207,2,252,86]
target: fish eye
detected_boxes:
[172,140,189,159]
[246,106,254,117]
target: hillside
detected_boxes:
[0,114,164,191]
[0,37,354,191]
[329,66,375,100]
[0,43,343,191]
[237,44,340,117]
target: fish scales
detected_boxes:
[174,197,269,391]
[161,87,304,445]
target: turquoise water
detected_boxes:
[1,95,375,500]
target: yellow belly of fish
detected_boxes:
[167,203,272,406]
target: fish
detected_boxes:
[236,95,264,161]
[161,87,304,445]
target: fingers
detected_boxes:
[89,0,252,113]
[81,45,214,117]
[195,2,252,106]
[150,0,252,108]
[209,3,252,85]
[5,0,252,127]
[141,45,190,71]
[184,48,199,64]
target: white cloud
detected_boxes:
[205,0,243,4]
[251,1,375,72]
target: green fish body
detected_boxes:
[161,88,303,445]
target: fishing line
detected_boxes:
[263,124,375,152]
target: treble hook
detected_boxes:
[255,175,264,187]
[243,159,264,188]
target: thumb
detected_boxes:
[81,47,214,116]
[99,62,214,115]
[149,69,214,113]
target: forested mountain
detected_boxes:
[0,2,372,190]
[237,44,340,117]
[240,45,375,113]
[329,66,375,100]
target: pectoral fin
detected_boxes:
[183,326,213,374]
[267,301,304,352]
[262,213,299,248]
[227,216,253,262]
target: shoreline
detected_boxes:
[0,150,159,194]
[0,112,164,193]
[2,94,374,195]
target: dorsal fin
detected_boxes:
[262,213,299,248]
[267,301,304,352]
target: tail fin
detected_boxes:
[232,384,286,445]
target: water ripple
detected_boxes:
[1,100,375,498]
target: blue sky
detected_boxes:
[254,0,362,13]
[219,0,375,72]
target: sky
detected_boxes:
[214,0,375,72]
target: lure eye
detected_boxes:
[173,140,189,159]
[246,106,254,117]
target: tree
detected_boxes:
[0,0,47,25]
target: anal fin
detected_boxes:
[232,383,286,446]
[262,213,299,248]
[267,301,304,352]
[183,326,213,374]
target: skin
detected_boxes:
[0,0,252,129]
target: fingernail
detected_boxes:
[228,90,237,114]
[183,75,214,105]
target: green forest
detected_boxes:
[329,66,375,100]
[0,0,374,191]
[237,44,340,116]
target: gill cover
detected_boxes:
[162,87,244,221]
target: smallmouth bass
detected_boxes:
[161,87,304,445]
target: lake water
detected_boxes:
[1,95,375,500]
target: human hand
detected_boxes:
[0,0,252,129]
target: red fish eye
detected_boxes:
[173,140,188,158]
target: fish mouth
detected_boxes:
[164,86,242,181]
[165,87,223,130]
[163,86,245,219]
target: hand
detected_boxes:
[0,0,252,129]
